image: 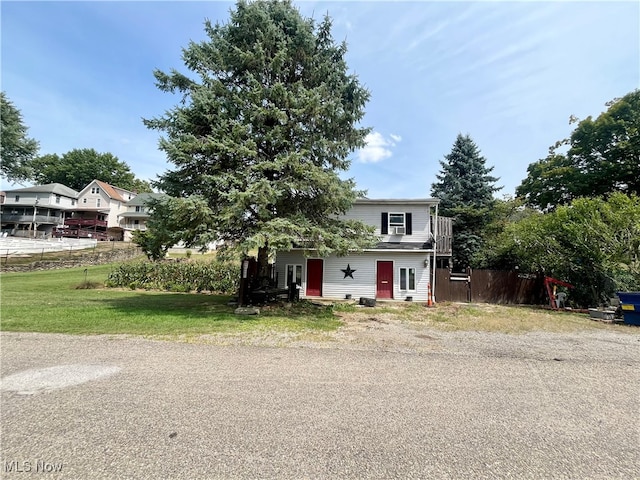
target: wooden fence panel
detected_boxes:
[435,268,470,303]
[435,268,545,305]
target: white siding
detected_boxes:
[340,203,432,243]
[275,251,431,301]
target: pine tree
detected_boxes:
[431,134,500,270]
[1,92,39,183]
[143,0,375,274]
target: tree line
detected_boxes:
[2,0,637,307]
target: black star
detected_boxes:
[341,264,356,279]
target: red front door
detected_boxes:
[306,259,323,297]
[376,261,394,299]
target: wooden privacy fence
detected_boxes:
[435,268,546,305]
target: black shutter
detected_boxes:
[406,213,412,235]
[381,212,388,234]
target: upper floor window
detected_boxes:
[91,187,99,194]
[72,199,76,206]
[389,213,405,228]
[135,206,142,212]
[14,195,20,202]
[381,212,412,235]
[83,198,88,204]
[96,199,101,207]
[55,195,61,204]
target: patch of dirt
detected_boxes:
[325,309,444,353]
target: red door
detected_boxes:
[376,261,394,299]
[306,259,323,297]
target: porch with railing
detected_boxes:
[65,218,108,228]
[1,214,63,224]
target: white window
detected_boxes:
[286,264,302,287]
[135,206,142,212]
[91,187,99,194]
[399,267,416,291]
[83,198,87,204]
[72,199,76,206]
[96,199,101,207]
[55,195,61,204]
[389,213,405,228]
[14,195,20,202]
[389,213,406,235]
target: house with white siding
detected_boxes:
[275,198,452,302]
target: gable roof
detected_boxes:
[2,183,78,198]
[77,179,137,202]
[125,192,168,206]
[93,180,125,202]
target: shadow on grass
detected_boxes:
[93,292,340,331]
[89,292,235,319]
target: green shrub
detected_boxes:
[107,260,239,294]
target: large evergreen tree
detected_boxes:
[431,134,500,270]
[143,0,375,273]
[0,92,39,184]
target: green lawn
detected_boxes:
[0,265,341,336]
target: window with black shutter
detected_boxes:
[381,212,388,234]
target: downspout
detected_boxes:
[431,203,438,304]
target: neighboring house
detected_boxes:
[0,183,79,238]
[119,192,168,242]
[275,198,453,302]
[59,180,137,241]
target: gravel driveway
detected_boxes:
[1,326,638,479]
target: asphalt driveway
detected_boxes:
[1,330,638,479]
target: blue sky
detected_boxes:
[2,1,638,198]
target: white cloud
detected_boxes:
[357,131,401,164]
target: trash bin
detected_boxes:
[617,292,640,326]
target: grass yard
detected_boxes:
[1,264,635,340]
[0,265,341,336]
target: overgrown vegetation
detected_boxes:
[105,260,239,294]
[478,193,640,306]
[466,91,640,307]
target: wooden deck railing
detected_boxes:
[436,216,453,255]
[65,218,108,228]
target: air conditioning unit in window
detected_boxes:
[394,227,406,235]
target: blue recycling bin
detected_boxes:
[617,292,640,326]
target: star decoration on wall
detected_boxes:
[341,264,356,279]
